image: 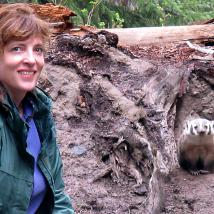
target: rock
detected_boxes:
[70,145,87,156]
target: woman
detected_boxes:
[0,3,74,213]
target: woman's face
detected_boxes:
[0,35,44,99]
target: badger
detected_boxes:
[177,118,214,175]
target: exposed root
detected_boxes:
[92,166,113,182]
[94,76,146,122]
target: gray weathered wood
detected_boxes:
[105,25,214,45]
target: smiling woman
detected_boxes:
[0,3,74,214]
[0,37,45,109]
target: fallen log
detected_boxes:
[106,25,214,46]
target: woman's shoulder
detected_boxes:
[31,87,52,107]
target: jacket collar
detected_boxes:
[0,83,52,116]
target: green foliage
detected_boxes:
[112,12,124,28]
[65,0,214,28]
[1,0,214,27]
[154,0,214,25]
[65,1,124,28]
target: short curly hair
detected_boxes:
[0,3,51,48]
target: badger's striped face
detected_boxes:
[211,121,214,134]
[183,121,191,135]
[184,118,212,136]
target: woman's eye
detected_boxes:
[11,47,21,52]
[35,47,44,53]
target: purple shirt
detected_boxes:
[23,100,47,214]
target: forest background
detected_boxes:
[1,0,214,28]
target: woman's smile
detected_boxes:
[18,70,36,79]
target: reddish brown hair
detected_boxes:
[0,3,51,47]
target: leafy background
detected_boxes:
[1,0,214,28]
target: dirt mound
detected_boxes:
[41,32,214,213]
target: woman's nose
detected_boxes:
[23,50,36,65]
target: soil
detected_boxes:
[162,168,214,214]
[41,33,214,214]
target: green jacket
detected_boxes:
[0,87,74,213]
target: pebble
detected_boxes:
[71,145,87,156]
